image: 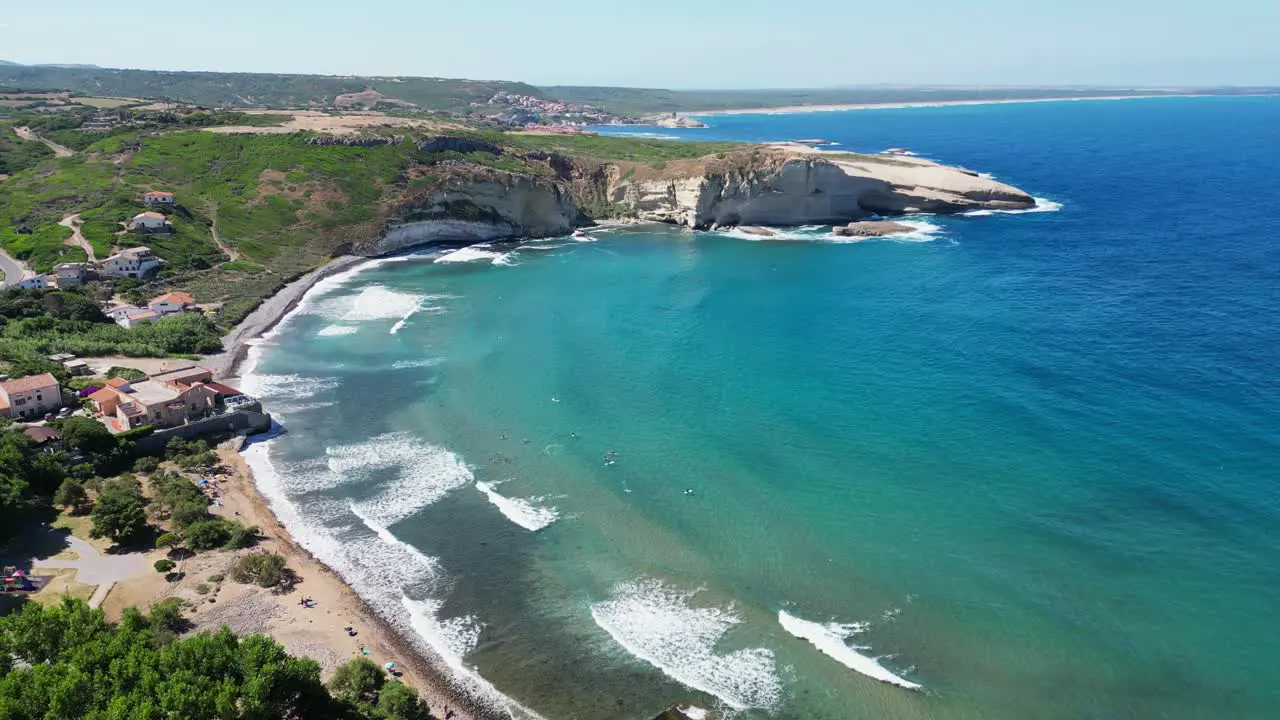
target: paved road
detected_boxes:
[0,247,28,287]
[10,535,151,608]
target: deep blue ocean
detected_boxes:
[242,96,1280,720]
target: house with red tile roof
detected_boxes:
[0,373,61,420]
[143,191,175,206]
[148,291,196,317]
[87,366,244,431]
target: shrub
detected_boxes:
[231,553,293,589]
[329,657,384,704]
[207,573,224,583]
[153,559,175,573]
[195,583,210,595]
[53,478,88,513]
[377,681,431,720]
[132,456,160,473]
[170,499,210,529]
[154,532,180,550]
[224,523,259,550]
[184,519,232,550]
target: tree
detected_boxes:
[171,498,210,529]
[53,478,88,514]
[231,553,293,589]
[329,657,385,705]
[132,455,160,474]
[89,481,148,544]
[377,681,431,720]
[55,417,117,455]
[185,519,232,550]
[154,559,175,573]
[154,532,181,550]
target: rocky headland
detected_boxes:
[353,143,1034,256]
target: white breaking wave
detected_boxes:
[403,597,484,670]
[308,285,429,324]
[389,302,421,335]
[962,197,1063,216]
[332,433,474,527]
[237,373,340,402]
[318,324,359,337]
[240,435,541,718]
[435,246,517,266]
[475,481,560,531]
[777,610,922,690]
[824,219,945,244]
[591,578,782,711]
[392,358,443,370]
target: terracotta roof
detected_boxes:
[150,291,195,306]
[89,387,121,403]
[0,373,58,394]
[134,212,166,220]
[146,191,174,197]
[129,310,159,321]
[205,381,243,397]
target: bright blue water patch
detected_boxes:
[246,96,1280,719]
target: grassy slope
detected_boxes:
[0,127,749,325]
[0,66,543,112]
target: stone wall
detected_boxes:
[132,409,272,454]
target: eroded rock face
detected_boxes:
[608,150,1034,228]
[361,171,576,256]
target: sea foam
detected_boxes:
[591,578,782,711]
[962,197,1063,216]
[475,481,560,531]
[777,610,921,690]
[332,432,474,527]
[435,245,517,266]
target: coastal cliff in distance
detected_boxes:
[356,146,1033,255]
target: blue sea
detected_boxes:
[241,96,1280,719]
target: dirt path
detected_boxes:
[59,213,96,261]
[209,216,241,261]
[15,126,76,158]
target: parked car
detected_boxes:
[57,407,75,418]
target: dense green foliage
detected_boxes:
[52,478,87,513]
[0,64,542,111]
[0,598,429,719]
[185,518,258,551]
[0,288,224,378]
[0,124,54,174]
[89,476,147,544]
[0,429,69,539]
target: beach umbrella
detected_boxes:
[384,662,395,670]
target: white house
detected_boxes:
[99,247,161,279]
[128,212,171,234]
[117,309,160,328]
[143,191,175,207]
[16,271,48,290]
[147,291,195,317]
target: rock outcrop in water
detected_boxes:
[354,147,1034,256]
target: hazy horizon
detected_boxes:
[3,0,1278,89]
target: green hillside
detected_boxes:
[0,65,543,111]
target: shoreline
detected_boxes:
[684,92,1258,116]
[215,445,498,720]
[203,255,371,380]
[202,250,519,719]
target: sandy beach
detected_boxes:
[686,92,1227,116]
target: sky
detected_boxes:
[1,0,1277,88]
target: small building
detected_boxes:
[51,262,90,287]
[16,271,48,290]
[99,247,161,279]
[0,373,61,420]
[148,291,196,317]
[128,212,172,234]
[117,309,160,328]
[142,191,175,207]
[22,425,64,451]
[62,359,90,376]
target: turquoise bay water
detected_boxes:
[243,97,1280,719]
